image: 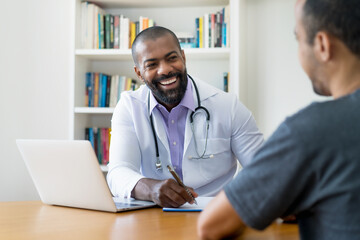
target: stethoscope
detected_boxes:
[148,75,212,170]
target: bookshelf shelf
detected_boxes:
[92,0,229,8]
[71,0,244,172]
[75,48,230,61]
[74,107,115,114]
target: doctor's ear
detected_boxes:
[134,66,144,82]
[181,49,186,64]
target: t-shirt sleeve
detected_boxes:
[224,121,313,230]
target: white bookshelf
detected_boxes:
[70,0,245,171]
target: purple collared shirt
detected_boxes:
[149,77,195,180]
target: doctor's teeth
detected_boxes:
[160,77,176,85]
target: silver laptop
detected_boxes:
[16,139,156,212]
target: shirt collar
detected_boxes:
[148,76,195,114]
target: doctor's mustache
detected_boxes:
[153,72,184,84]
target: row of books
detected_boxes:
[86,127,110,165]
[195,7,230,48]
[81,2,155,49]
[85,72,139,108]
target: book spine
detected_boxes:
[85,128,90,143]
[204,14,209,48]
[80,2,87,48]
[105,75,111,107]
[110,15,114,48]
[94,127,101,164]
[85,72,91,106]
[148,19,154,28]
[89,128,94,148]
[105,14,111,49]
[211,14,215,48]
[102,74,107,107]
[199,17,203,48]
[222,22,226,48]
[139,16,143,32]
[143,17,148,30]
[130,21,136,47]
[217,11,223,48]
[114,15,119,49]
[223,72,229,92]
[135,21,139,36]
[94,6,99,49]
[89,73,94,107]
[94,73,99,107]
[109,75,119,107]
[195,18,200,48]
[125,18,130,49]
[86,4,94,48]
[98,13,102,49]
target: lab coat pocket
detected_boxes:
[197,138,233,181]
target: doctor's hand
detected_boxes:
[131,178,198,207]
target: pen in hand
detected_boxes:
[167,165,198,205]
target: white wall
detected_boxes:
[245,0,326,138]
[0,0,72,201]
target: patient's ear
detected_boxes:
[313,31,331,62]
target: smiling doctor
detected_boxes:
[107,26,264,207]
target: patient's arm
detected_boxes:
[197,191,246,240]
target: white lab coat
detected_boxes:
[107,77,264,198]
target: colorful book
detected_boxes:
[210,14,215,48]
[105,75,111,107]
[223,72,229,92]
[110,15,114,48]
[114,15,120,49]
[130,21,136,47]
[195,18,200,48]
[109,75,119,107]
[199,17,203,48]
[204,14,209,48]
[80,2,88,48]
[86,3,95,48]
[93,73,100,107]
[105,14,111,49]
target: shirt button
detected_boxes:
[173,141,177,145]
[171,120,175,124]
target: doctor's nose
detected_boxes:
[157,61,173,76]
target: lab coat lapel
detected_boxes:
[183,110,193,160]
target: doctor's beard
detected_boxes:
[145,70,188,106]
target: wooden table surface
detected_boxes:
[0,201,299,240]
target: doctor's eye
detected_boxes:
[146,63,157,68]
[168,55,178,61]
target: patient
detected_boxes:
[197,0,360,239]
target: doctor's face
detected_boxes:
[134,33,188,110]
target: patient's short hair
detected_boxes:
[302,0,360,58]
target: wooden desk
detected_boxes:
[0,201,299,240]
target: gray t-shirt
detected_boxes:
[225,89,360,240]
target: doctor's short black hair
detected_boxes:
[131,26,182,67]
[302,0,360,58]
